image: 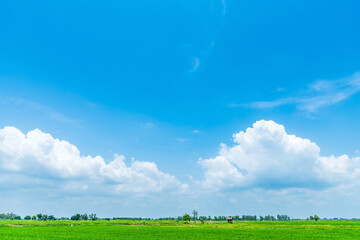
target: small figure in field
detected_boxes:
[226,217,233,223]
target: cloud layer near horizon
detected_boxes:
[0,127,186,194]
[1,121,359,198]
[199,120,360,191]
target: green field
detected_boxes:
[1,220,360,239]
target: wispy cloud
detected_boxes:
[144,122,155,128]
[236,73,360,113]
[189,57,200,72]
[221,0,226,15]
[175,138,191,143]
[0,97,76,125]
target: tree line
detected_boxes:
[0,213,21,220]
[178,214,291,221]
[0,212,321,221]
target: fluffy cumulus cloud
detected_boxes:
[1,121,359,203]
[0,127,186,194]
[199,120,360,191]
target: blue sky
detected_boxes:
[1,0,360,218]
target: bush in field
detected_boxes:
[24,216,31,220]
[48,215,56,221]
[183,214,191,222]
[308,215,320,221]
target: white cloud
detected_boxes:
[144,122,155,128]
[0,97,76,125]
[2,123,360,217]
[221,0,226,15]
[175,138,191,143]
[198,120,360,191]
[240,73,360,113]
[189,57,200,72]
[0,126,185,194]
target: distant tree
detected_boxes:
[192,210,198,222]
[277,215,290,221]
[0,212,19,220]
[24,216,31,220]
[242,215,257,221]
[37,214,43,221]
[314,215,320,221]
[71,214,81,221]
[309,216,314,220]
[81,213,88,220]
[89,213,97,221]
[42,214,48,221]
[32,216,36,220]
[48,215,56,221]
[182,214,191,222]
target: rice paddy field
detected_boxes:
[1,220,360,239]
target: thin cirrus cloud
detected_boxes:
[189,57,200,72]
[234,73,360,113]
[0,126,187,194]
[198,120,360,191]
[0,97,76,125]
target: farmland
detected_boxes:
[1,220,360,239]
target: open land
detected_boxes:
[1,220,360,239]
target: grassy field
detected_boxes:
[1,220,360,239]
